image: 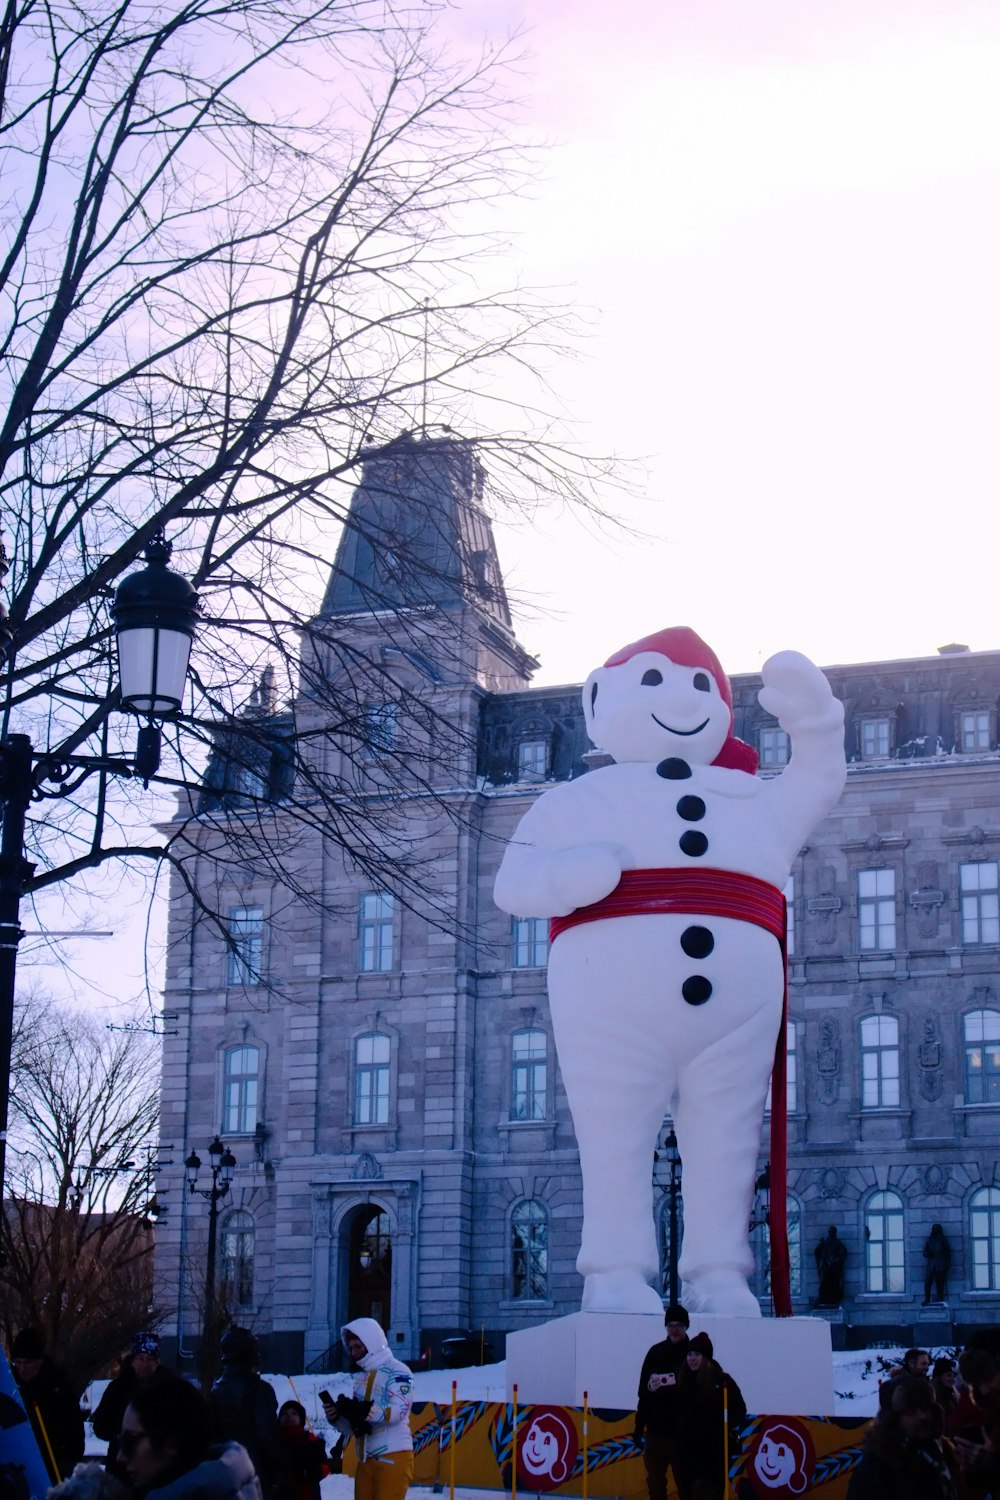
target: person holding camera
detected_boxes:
[633,1304,690,1500]
[320,1319,414,1500]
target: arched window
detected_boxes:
[861,1014,899,1108]
[865,1190,905,1293]
[220,1209,255,1309]
[354,1033,391,1125]
[511,1029,547,1120]
[751,1197,802,1304]
[964,1010,1000,1104]
[970,1187,1000,1290]
[511,1200,548,1301]
[222,1045,260,1134]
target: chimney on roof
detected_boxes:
[937,643,970,655]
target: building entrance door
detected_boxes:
[347,1206,392,1329]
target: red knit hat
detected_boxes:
[603,627,758,775]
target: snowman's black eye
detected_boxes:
[693,672,711,692]
[641,669,662,686]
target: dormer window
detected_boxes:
[518,738,548,780]
[959,709,993,753]
[364,703,397,762]
[860,716,892,760]
[759,727,789,769]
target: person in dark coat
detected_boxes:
[119,1376,260,1500]
[208,1326,288,1500]
[276,1401,329,1500]
[672,1332,746,1500]
[93,1333,178,1480]
[633,1303,690,1500]
[846,1374,960,1500]
[10,1326,84,1482]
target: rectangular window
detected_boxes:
[512,916,549,968]
[860,718,891,759]
[759,728,790,769]
[858,869,896,951]
[861,1015,900,1109]
[961,862,1000,946]
[354,1033,391,1125]
[223,1045,260,1134]
[359,892,394,972]
[961,711,991,752]
[227,906,264,986]
[784,876,795,957]
[518,739,548,779]
[511,1030,547,1121]
[364,704,397,762]
[765,1022,796,1115]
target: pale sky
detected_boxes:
[31,0,1000,1012]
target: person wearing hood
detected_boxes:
[118,1375,260,1500]
[320,1318,414,1500]
[208,1326,288,1500]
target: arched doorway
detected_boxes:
[346,1205,392,1329]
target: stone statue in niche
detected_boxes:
[923,1223,951,1304]
[814,1226,847,1306]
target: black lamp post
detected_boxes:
[663,1128,682,1306]
[185,1138,237,1357]
[0,530,199,1200]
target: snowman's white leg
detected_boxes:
[548,964,672,1313]
[673,1009,778,1317]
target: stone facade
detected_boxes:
[153,436,1000,1368]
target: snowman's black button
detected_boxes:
[681,925,714,959]
[676,795,706,821]
[682,975,712,1005]
[679,830,708,857]
[656,758,691,779]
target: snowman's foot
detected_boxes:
[684,1270,762,1318]
[582,1270,665,1314]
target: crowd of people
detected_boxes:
[9,1317,411,1500]
[16,1309,1000,1500]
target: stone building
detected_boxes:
[154,433,1000,1367]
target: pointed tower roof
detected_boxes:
[322,431,512,627]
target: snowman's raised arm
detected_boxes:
[757,650,847,839]
[494,786,627,919]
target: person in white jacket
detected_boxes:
[321,1318,413,1500]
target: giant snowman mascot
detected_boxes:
[494,628,846,1317]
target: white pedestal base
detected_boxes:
[506,1312,833,1416]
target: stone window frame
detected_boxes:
[517,737,549,780]
[221,1041,262,1136]
[512,915,549,970]
[864,1188,906,1294]
[962,1008,1000,1106]
[858,714,895,761]
[970,1186,1000,1290]
[960,861,1000,947]
[220,1207,256,1310]
[359,891,395,974]
[759,725,790,769]
[509,1198,549,1302]
[509,1026,549,1123]
[860,1012,900,1110]
[751,1194,802,1303]
[352,1030,393,1127]
[858,867,897,953]
[226,904,265,987]
[956,706,995,754]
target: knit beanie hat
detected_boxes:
[688,1331,714,1359]
[663,1303,690,1328]
[12,1328,45,1360]
[131,1332,160,1357]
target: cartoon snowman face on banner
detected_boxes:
[516,1408,579,1492]
[747,1421,815,1497]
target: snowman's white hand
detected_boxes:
[759,650,843,734]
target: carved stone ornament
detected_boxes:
[809,867,843,945]
[820,1168,843,1199]
[924,1164,947,1194]
[352,1151,383,1181]
[911,863,944,939]
[817,1019,840,1105]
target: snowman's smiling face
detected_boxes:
[583,651,731,765]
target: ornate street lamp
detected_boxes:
[0,530,199,1198]
[662,1128,682,1307]
[186,1137,237,1367]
